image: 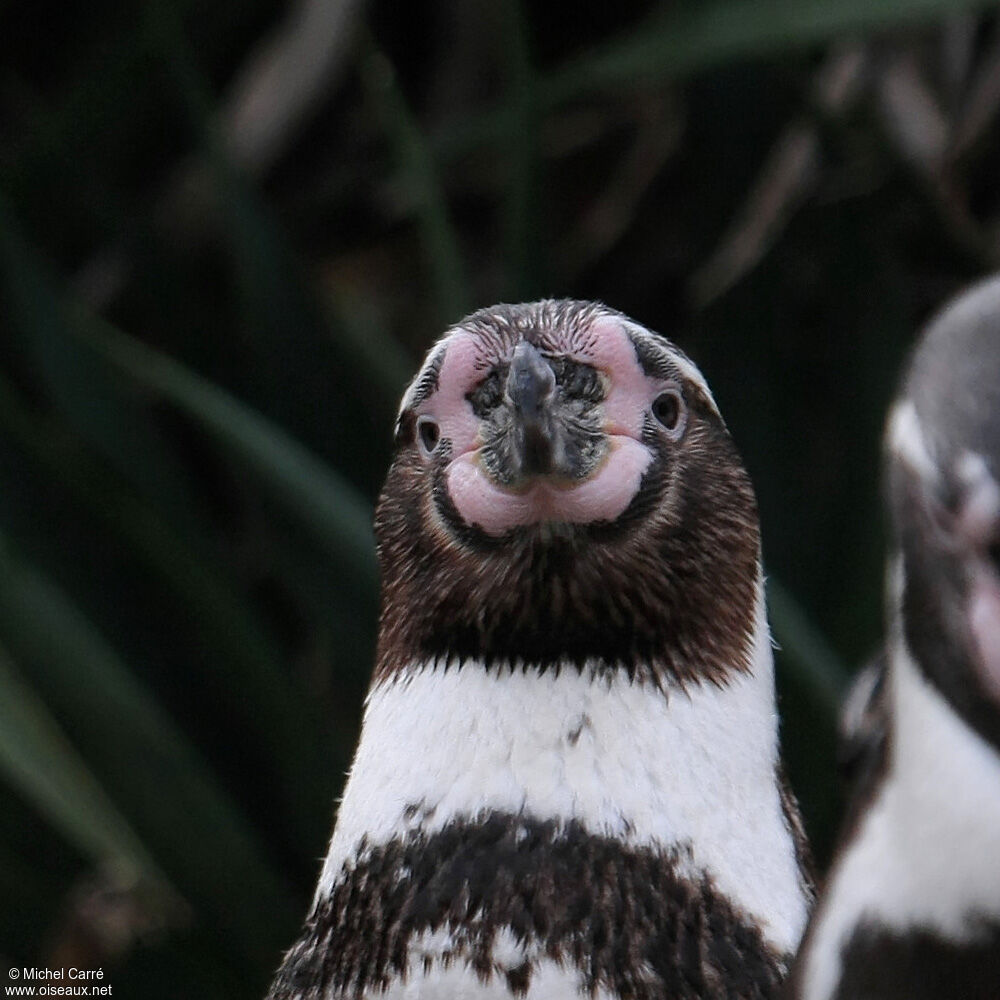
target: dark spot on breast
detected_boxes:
[506,959,532,994]
[403,800,437,824]
[567,714,593,746]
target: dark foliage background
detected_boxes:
[2,0,999,994]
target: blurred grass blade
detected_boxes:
[0,371,331,817]
[0,198,207,532]
[1,171,366,854]
[767,576,850,713]
[542,0,997,104]
[0,641,180,913]
[0,532,298,969]
[361,36,471,325]
[144,5,403,490]
[0,203,290,706]
[2,179,374,591]
[81,316,377,591]
[327,290,415,405]
[434,0,995,161]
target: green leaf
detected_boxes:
[1,162,370,854]
[0,369,336,831]
[0,533,299,970]
[81,317,378,593]
[543,0,997,104]
[0,641,180,912]
[0,203,288,681]
[433,0,993,162]
[361,36,471,325]
[327,291,415,407]
[0,209,206,533]
[145,2,406,457]
[767,576,850,714]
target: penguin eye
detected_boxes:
[652,389,685,436]
[417,416,441,455]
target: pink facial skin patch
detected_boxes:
[420,320,671,536]
[951,453,1000,703]
[446,438,653,535]
[970,565,1000,705]
[585,318,660,440]
[424,332,488,458]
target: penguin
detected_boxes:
[836,652,887,792]
[788,276,1000,1000]
[267,300,813,1000]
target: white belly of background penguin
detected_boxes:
[266,300,813,1000]
[789,277,1000,999]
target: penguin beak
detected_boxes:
[504,342,565,481]
[472,341,609,490]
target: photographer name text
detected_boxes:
[6,969,111,997]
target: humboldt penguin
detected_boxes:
[790,277,1000,999]
[268,300,813,999]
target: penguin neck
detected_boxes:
[796,637,1000,1000]
[879,552,1000,897]
[791,570,1000,1000]
[878,636,1000,910]
[317,572,810,957]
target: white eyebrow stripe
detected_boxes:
[397,336,453,417]
[621,321,719,415]
[886,399,939,483]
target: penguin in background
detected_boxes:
[790,276,1000,999]
[267,300,813,999]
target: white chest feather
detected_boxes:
[372,929,617,1000]
[798,640,1000,1000]
[318,586,809,958]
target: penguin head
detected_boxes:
[374,300,761,684]
[885,276,1000,748]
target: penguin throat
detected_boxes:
[374,537,761,688]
